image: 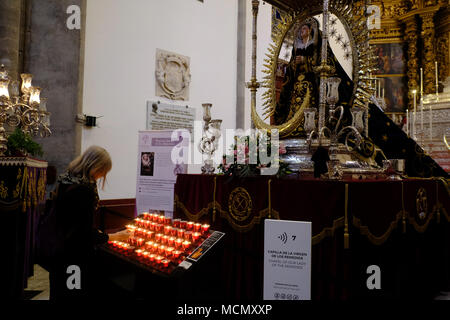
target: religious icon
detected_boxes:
[374,43,405,75]
[140,152,154,176]
[274,17,353,136]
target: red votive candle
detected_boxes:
[186,221,194,230]
[173,219,181,228]
[146,241,154,250]
[158,215,165,224]
[164,225,172,235]
[185,231,192,242]
[162,259,170,268]
[192,232,201,242]
[155,255,163,264]
[170,227,177,237]
[175,238,183,249]
[201,224,210,234]
[177,228,185,239]
[135,249,143,257]
[194,223,201,232]
[134,228,140,237]
[136,238,144,247]
[166,246,174,257]
[142,212,150,220]
[152,243,159,253]
[155,233,162,242]
[142,251,149,261]
[149,253,156,262]
[172,250,181,259]
[168,237,175,247]
[164,216,172,225]
[180,220,187,229]
[162,235,170,245]
[182,240,191,250]
[158,245,166,255]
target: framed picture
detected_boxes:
[371,42,407,113]
[379,76,407,113]
[373,43,405,75]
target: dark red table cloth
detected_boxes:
[174,174,449,300]
[0,157,47,299]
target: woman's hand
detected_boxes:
[108,229,130,242]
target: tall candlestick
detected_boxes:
[420,98,424,131]
[420,67,423,99]
[406,110,409,136]
[435,61,439,101]
[378,79,381,98]
[429,104,433,142]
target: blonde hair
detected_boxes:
[67,145,112,189]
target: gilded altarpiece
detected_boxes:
[369,0,449,120]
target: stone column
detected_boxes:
[420,12,438,94]
[403,16,419,110]
[25,0,85,177]
[0,0,22,79]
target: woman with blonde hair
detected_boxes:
[49,145,112,300]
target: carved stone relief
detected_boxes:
[155,49,191,101]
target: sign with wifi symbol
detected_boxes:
[278,232,288,244]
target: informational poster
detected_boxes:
[146,101,195,134]
[263,219,311,300]
[136,130,189,215]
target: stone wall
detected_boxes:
[24,0,85,178]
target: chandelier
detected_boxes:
[0,64,51,156]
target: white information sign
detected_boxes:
[146,101,195,134]
[263,219,311,300]
[136,130,189,215]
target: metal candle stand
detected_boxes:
[198,103,222,174]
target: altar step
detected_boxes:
[429,150,450,173]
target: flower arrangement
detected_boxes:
[218,135,291,178]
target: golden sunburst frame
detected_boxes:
[251,0,377,138]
